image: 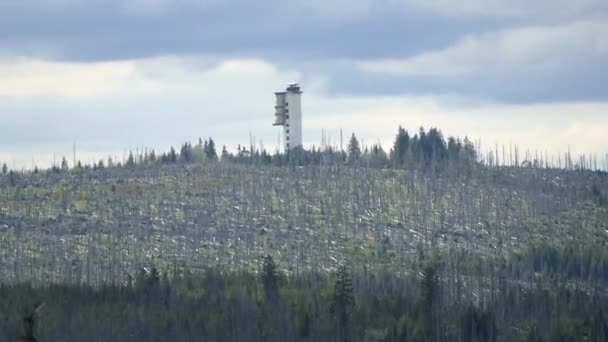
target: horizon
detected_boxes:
[4,129,607,172]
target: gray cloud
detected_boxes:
[349,20,608,102]
[2,1,606,102]
[0,1,504,61]
[357,20,608,76]
[2,1,606,104]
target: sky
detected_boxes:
[1,0,607,169]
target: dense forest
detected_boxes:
[1,126,607,341]
[2,254,608,341]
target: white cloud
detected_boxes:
[0,58,164,99]
[357,19,608,76]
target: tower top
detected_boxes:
[286,82,302,94]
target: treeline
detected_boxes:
[1,127,479,174]
[221,127,477,170]
[2,254,607,342]
[2,126,607,174]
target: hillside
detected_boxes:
[1,160,606,286]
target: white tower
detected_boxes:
[273,83,303,152]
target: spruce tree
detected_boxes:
[347,133,361,164]
[421,262,438,340]
[221,145,230,161]
[332,264,355,342]
[168,147,177,163]
[262,254,278,300]
[126,152,135,167]
[61,156,69,171]
[392,126,410,166]
[205,137,217,160]
[180,142,193,163]
[149,149,156,163]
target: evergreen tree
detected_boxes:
[347,133,361,164]
[426,128,447,163]
[446,137,461,162]
[262,255,279,300]
[8,170,17,186]
[149,149,156,163]
[148,267,160,290]
[392,126,410,167]
[180,142,194,163]
[237,144,244,160]
[368,144,389,168]
[126,152,135,167]
[61,156,69,171]
[463,137,477,162]
[332,264,355,342]
[221,145,230,161]
[168,147,177,163]
[135,268,148,292]
[205,138,217,161]
[1,163,7,175]
[421,262,439,341]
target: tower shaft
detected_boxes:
[273,83,302,152]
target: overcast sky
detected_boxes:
[1,0,607,168]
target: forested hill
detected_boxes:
[0,127,607,341]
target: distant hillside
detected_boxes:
[0,157,606,286]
